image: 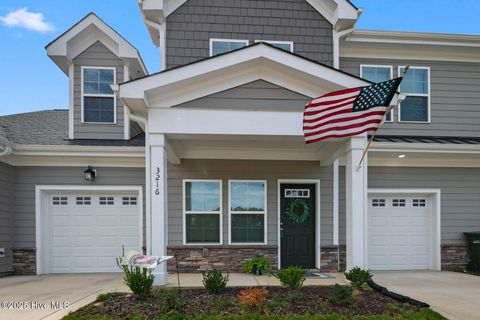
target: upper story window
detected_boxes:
[209,39,249,56]
[255,40,294,52]
[398,66,430,123]
[360,65,393,122]
[82,67,116,124]
[184,180,222,244]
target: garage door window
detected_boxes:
[413,199,426,207]
[184,180,222,244]
[371,199,386,207]
[52,196,68,205]
[392,199,406,207]
[76,196,91,205]
[99,197,114,205]
[122,197,137,205]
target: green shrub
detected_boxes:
[202,269,229,294]
[117,258,154,299]
[344,267,372,289]
[243,257,272,275]
[96,293,113,302]
[277,266,306,291]
[331,284,353,306]
[154,289,182,312]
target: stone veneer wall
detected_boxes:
[12,248,36,275]
[441,245,469,272]
[167,246,278,273]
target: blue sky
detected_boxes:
[0,0,479,116]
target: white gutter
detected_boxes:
[0,145,12,157]
[370,142,480,154]
[333,8,363,69]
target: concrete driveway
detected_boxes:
[373,271,480,320]
[0,273,127,320]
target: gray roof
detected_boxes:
[373,135,480,145]
[0,110,145,147]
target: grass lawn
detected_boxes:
[62,286,445,320]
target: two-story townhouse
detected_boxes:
[1,0,479,285]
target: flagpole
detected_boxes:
[356,66,410,171]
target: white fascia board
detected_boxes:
[47,13,147,75]
[4,155,145,168]
[120,44,369,103]
[11,144,145,157]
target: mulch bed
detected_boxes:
[66,286,418,320]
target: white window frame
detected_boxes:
[228,180,268,245]
[398,66,431,123]
[360,64,394,122]
[81,66,117,124]
[209,38,249,56]
[183,179,223,245]
[254,40,294,52]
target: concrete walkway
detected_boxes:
[0,272,345,320]
[373,271,480,320]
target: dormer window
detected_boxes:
[209,39,249,56]
[81,67,116,124]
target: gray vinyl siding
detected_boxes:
[340,57,480,137]
[173,80,311,111]
[0,162,14,273]
[337,167,480,246]
[166,0,333,68]
[167,159,335,246]
[12,167,145,249]
[73,41,125,140]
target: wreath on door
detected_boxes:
[285,199,310,224]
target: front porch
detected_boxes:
[119,43,374,284]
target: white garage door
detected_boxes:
[368,195,430,270]
[48,193,140,273]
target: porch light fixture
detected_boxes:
[398,154,406,159]
[84,166,97,181]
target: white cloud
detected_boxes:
[0,7,54,33]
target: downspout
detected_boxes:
[332,8,363,69]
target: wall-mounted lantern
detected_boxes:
[84,166,97,181]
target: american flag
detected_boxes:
[303,78,402,144]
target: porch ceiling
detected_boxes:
[166,134,347,164]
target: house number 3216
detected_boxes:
[155,167,160,195]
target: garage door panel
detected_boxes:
[368,194,430,271]
[48,192,140,273]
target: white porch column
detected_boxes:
[345,135,368,271]
[149,134,168,285]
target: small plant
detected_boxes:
[331,284,353,306]
[202,268,229,294]
[237,287,268,312]
[96,293,113,302]
[154,289,183,313]
[117,258,154,299]
[344,266,373,289]
[277,266,306,291]
[242,257,272,275]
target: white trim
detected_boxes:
[333,160,339,246]
[254,40,294,52]
[68,64,75,139]
[123,65,130,140]
[367,188,441,271]
[209,38,249,56]
[182,179,223,246]
[277,179,321,270]
[228,180,268,246]
[398,66,431,123]
[360,64,394,122]
[81,66,117,125]
[35,185,143,275]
